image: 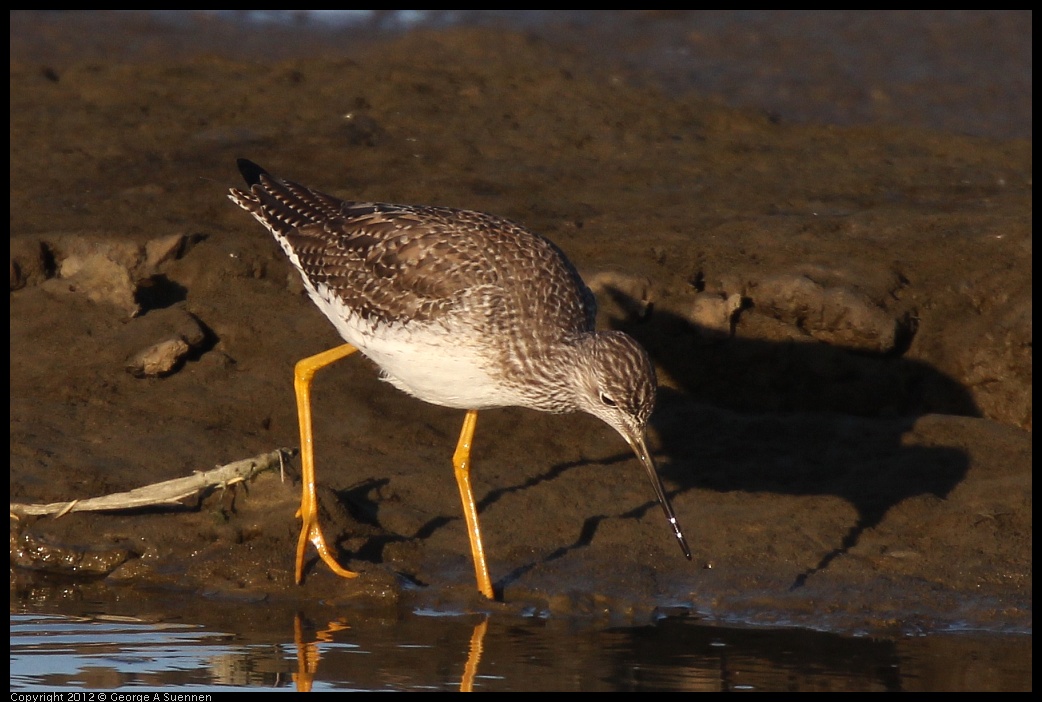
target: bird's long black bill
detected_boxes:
[630,436,692,560]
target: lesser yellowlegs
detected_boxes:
[229,159,690,599]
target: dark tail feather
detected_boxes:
[236,158,269,187]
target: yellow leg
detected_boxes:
[294,342,361,584]
[452,410,495,600]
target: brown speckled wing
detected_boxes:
[230,163,597,336]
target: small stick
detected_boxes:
[10,448,295,518]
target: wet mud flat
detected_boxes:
[10,14,1031,637]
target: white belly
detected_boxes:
[310,281,518,410]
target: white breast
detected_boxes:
[308,281,520,410]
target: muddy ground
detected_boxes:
[9,13,1031,635]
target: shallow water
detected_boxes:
[9,605,1031,692]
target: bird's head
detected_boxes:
[572,331,690,559]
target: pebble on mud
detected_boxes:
[124,308,209,378]
[32,234,196,318]
[125,337,193,378]
[50,251,142,317]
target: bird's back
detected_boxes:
[229,160,598,410]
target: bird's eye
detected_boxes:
[599,392,617,407]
